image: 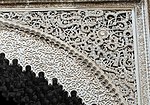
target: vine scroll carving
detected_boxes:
[0,9,136,105]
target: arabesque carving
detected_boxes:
[0,9,136,105]
[0,25,126,105]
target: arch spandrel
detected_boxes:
[0,9,136,105]
[0,19,127,105]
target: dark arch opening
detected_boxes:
[0,53,97,105]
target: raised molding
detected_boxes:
[0,0,140,4]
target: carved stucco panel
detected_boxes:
[0,9,137,105]
[0,0,149,104]
[0,29,124,105]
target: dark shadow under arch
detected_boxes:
[0,53,97,105]
[0,91,17,105]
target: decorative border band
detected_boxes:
[0,0,140,4]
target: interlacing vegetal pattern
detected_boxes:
[0,10,136,104]
[0,29,125,105]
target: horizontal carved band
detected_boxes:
[0,0,140,4]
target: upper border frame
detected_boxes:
[0,0,140,4]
